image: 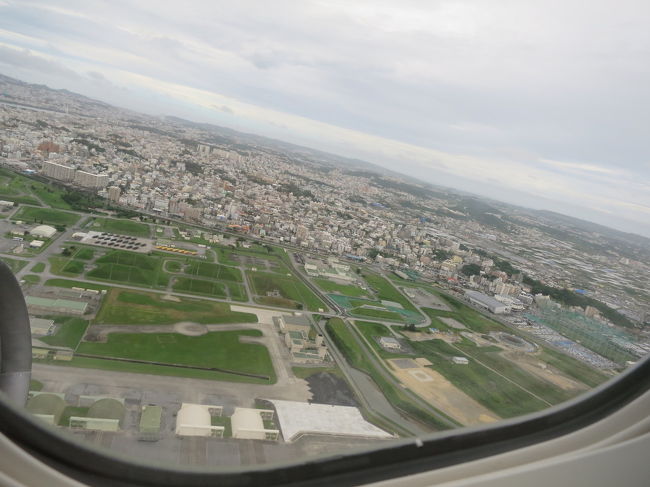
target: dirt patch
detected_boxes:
[305,372,357,407]
[387,359,499,426]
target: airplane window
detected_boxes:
[0,1,648,485]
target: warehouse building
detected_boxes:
[139,405,162,442]
[26,393,66,425]
[268,400,392,442]
[175,403,224,438]
[231,408,279,441]
[25,296,88,315]
[464,290,509,314]
[30,225,57,239]
[69,398,124,432]
[29,317,55,337]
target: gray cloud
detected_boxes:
[0,0,648,235]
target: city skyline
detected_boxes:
[0,0,648,236]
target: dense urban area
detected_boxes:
[1,73,649,466]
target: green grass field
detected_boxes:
[421,300,506,334]
[165,260,182,272]
[0,167,69,208]
[90,217,150,237]
[76,330,276,382]
[87,250,166,287]
[354,321,412,358]
[537,348,609,388]
[12,206,79,226]
[351,307,405,322]
[74,248,94,260]
[23,274,40,284]
[40,318,89,349]
[363,273,420,314]
[94,289,257,325]
[249,271,327,311]
[410,339,549,418]
[1,257,28,273]
[172,277,227,298]
[314,278,369,297]
[184,261,243,282]
[31,262,45,273]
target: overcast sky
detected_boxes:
[0,0,648,236]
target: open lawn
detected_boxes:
[87,250,167,287]
[0,167,68,208]
[453,339,577,405]
[74,248,94,260]
[1,257,28,273]
[90,217,150,237]
[351,307,405,322]
[249,271,327,311]
[12,206,79,226]
[537,347,609,388]
[23,274,40,284]
[31,262,45,273]
[184,261,242,282]
[76,330,276,382]
[48,257,83,276]
[172,277,227,298]
[94,289,257,325]
[410,339,549,418]
[355,321,411,358]
[314,278,369,297]
[40,318,89,349]
[421,301,505,334]
[363,273,420,314]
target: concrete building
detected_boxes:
[107,186,121,203]
[139,405,162,441]
[25,296,88,315]
[42,161,75,181]
[74,170,108,189]
[29,317,55,337]
[464,290,509,314]
[70,398,124,431]
[26,393,66,425]
[379,336,402,350]
[30,225,56,238]
[231,408,279,440]
[175,403,224,438]
[269,400,392,442]
[452,356,469,365]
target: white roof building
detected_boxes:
[174,403,224,437]
[231,408,279,441]
[30,225,56,239]
[268,400,393,442]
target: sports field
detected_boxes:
[90,217,151,237]
[249,271,327,311]
[12,206,79,226]
[184,261,242,282]
[76,330,276,382]
[94,289,257,325]
[86,250,167,287]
